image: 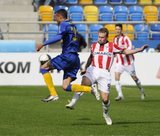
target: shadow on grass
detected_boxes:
[114,121,160,125]
[71,118,105,125]
[125,100,160,103]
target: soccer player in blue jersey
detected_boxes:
[36,9,100,102]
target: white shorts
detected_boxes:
[84,66,111,94]
[115,63,137,77]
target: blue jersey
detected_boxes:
[58,19,79,53]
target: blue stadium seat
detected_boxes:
[158,7,160,20]
[54,5,68,14]
[69,6,83,21]
[94,0,107,4]
[65,0,78,4]
[44,24,58,40]
[114,6,128,21]
[134,24,149,40]
[75,24,87,40]
[0,40,36,52]
[150,24,160,40]
[99,6,113,21]
[89,24,103,42]
[110,0,122,4]
[129,6,143,21]
[124,0,137,4]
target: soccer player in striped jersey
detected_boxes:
[113,24,145,101]
[66,28,148,125]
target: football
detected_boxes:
[39,54,51,66]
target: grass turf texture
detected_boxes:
[0,86,160,136]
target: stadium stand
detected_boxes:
[1,0,160,53]
[89,24,103,42]
[39,5,53,21]
[99,6,113,21]
[129,6,143,21]
[144,6,158,22]
[109,0,122,4]
[84,6,98,21]
[104,24,116,42]
[139,0,152,5]
[122,24,134,40]
[65,0,78,4]
[54,5,68,14]
[75,24,87,40]
[124,0,137,5]
[158,7,160,19]
[79,0,93,5]
[150,24,160,40]
[44,24,58,40]
[69,6,83,21]
[135,24,149,40]
[94,0,107,5]
[114,6,128,21]
[153,0,160,5]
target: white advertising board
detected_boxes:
[0,53,160,86]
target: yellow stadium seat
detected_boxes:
[139,0,152,4]
[122,24,134,40]
[144,6,158,22]
[104,24,116,42]
[39,5,53,21]
[79,0,93,4]
[153,0,160,5]
[84,6,98,21]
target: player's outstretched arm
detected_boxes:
[36,43,44,51]
[123,44,149,55]
[35,34,62,51]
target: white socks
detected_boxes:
[102,100,110,115]
[115,80,123,97]
[135,79,144,93]
[71,92,84,104]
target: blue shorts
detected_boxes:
[50,53,80,81]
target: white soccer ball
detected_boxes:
[39,54,51,66]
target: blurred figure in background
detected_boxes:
[35,0,66,11]
[77,32,87,52]
[153,44,160,53]
[44,0,66,5]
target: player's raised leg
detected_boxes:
[64,76,100,101]
[66,92,84,110]
[40,61,59,102]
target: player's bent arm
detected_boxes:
[80,55,92,75]
[84,54,92,70]
[122,44,149,55]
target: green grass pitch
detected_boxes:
[0,85,160,136]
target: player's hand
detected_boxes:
[80,69,86,75]
[141,44,149,51]
[36,43,44,51]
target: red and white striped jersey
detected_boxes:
[91,42,124,71]
[113,35,135,66]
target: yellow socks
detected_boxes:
[43,72,58,96]
[71,84,91,92]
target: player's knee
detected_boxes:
[102,99,109,104]
[62,84,67,90]
[132,76,138,82]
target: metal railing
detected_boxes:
[0,21,149,51]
